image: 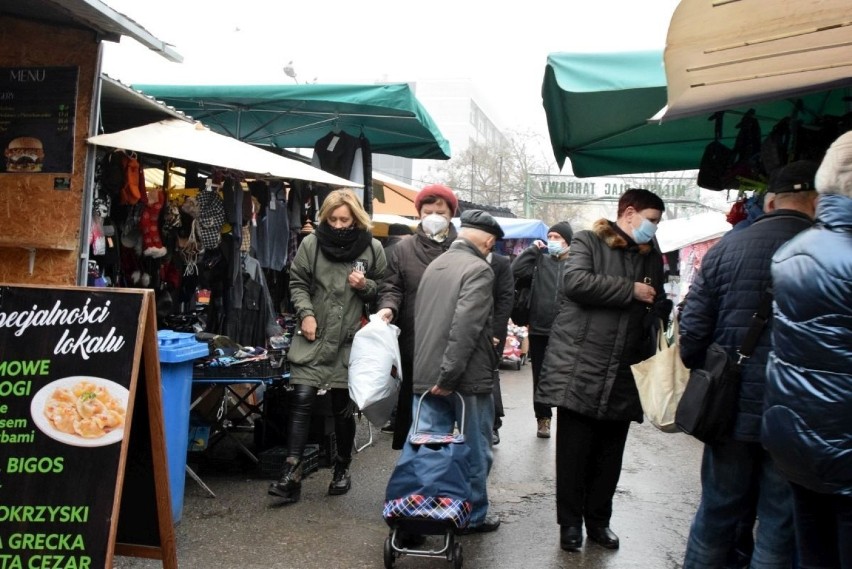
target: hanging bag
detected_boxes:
[510,254,539,326]
[697,112,735,191]
[630,317,690,433]
[675,288,773,444]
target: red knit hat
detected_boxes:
[414,184,458,215]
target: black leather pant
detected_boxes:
[285,384,355,462]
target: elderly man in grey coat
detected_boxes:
[412,209,504,534]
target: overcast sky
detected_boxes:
[102,0,680,141]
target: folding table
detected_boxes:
[188,370,289,496]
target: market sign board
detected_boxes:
[0,67,78,174]
[0,286,176,569]
[529,173,700,203]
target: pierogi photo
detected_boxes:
[31,376,130,447]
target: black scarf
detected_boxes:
[314,222,373,262]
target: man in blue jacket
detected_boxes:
[680,161,819,568]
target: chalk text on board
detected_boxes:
[0,505,88,523]
[0,299,111,337]
[53,327,125,360]
[0,360,49,376]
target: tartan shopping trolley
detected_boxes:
[382,392,471,568]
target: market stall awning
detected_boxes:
[372,172,419,216]
[656,212,731,253]
[541,50,852,177]
[131,83,452,160]
[659,0,852,122]
[452,216,549,240]
[88,119,359,187]
[371,213,418,237]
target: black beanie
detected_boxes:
[548,221,573,244]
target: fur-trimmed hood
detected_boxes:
[592,218,654,255]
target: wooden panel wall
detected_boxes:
[0,15,99,285]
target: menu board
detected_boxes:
[0,286,144,569]
[0,67,78,174]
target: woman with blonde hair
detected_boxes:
[268,189,386,503]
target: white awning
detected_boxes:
[659,0,852,121]
[656,212,731,253]
[88,119,358,187]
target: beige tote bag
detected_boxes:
[631,317,690,433]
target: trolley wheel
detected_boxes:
[453,542,464,569]
[383,536,395,569]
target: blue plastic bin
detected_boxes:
[157,329,209,524]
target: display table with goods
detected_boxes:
[189,342,289,495]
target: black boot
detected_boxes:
[268,457,302,502]
[328,456,351,496]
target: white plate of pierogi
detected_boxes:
[30,376,129,447]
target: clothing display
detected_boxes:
[312,130,373,213]
[88,149,334,350]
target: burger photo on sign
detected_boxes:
[4,136,45,172]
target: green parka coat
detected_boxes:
[287,233,387,390]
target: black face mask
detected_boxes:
[330,226,355,241]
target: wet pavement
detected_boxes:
[113,361,705,569]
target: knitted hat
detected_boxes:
[460,209,504,239]
[548,221,573,244]
[768,160,819,193]
[815,131,852,198]
[414,184,458,215]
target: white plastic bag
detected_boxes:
[630,317,690,433]
[348,314,402,427]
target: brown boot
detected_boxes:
[537,418,551,438]
[268,457,302,502]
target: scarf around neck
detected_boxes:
[314,222,373,262]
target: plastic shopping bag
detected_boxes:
[348,314,402,427]
[630,318,690,433]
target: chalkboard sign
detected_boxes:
[0,67,78,174]
[0,285,176,569]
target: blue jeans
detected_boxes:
[411,391,495,527]
[683,440,794,569]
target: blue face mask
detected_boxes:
[632,217,657,244]
[547,240,566,256]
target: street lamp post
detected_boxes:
[283,61,299,83]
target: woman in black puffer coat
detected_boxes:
[537,189,666,552]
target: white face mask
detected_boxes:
[421,213,450,238]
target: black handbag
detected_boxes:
[510,255,539,327]
[697,112,735,191]
[675,289,773,444]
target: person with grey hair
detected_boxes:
[762,131,852,569]
[411,209,505,534]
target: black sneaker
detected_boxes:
[492,429,500,445]
[380,421,395,434]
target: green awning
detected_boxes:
[132,83,451,160]
[542,51,851,177]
